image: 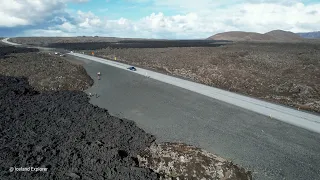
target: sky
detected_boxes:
[0,0,319,39]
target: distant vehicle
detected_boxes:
[60,54,65,57]
[97,72,101,80]
[54,52,58,55]
[127,66,137,71]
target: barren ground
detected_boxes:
[82,42,320,113]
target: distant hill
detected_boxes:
[265,30,302,41]
[208,31,274,41]
[207,30,303,42]
[297,31,320,39]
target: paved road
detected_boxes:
[66,55,320,180]
[69,53,320,134]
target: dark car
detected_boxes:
[127,66,137,71]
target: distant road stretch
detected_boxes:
[2,38,22,46]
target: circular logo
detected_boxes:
[9,167,14,172]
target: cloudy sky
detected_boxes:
[0,0,319,39]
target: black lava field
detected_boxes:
[0,75,159,180]
[0,44,38,58]
[47,40,231,50]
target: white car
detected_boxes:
[54,52,58,55]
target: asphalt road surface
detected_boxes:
[66,55,320,180]
[68,52,320,134]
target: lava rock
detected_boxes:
[0,75,158,180]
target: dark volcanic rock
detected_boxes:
[0,44,38,58]
[46,40,229,50]
[0,52,93,92]
[0,75,158,180]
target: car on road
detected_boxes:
[127,66,137,71]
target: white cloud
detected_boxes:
[58,22,76,32]
[0,0,88,27]
[76,11,103,28]
[19,0,320,38]
[23,29,73,36]
[0,11,29,27]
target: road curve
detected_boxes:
[2,38,22,46]
[3,38,320,180]
[2,38,57,51]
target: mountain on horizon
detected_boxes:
[297,31,320,39]
[207,30,303,42]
